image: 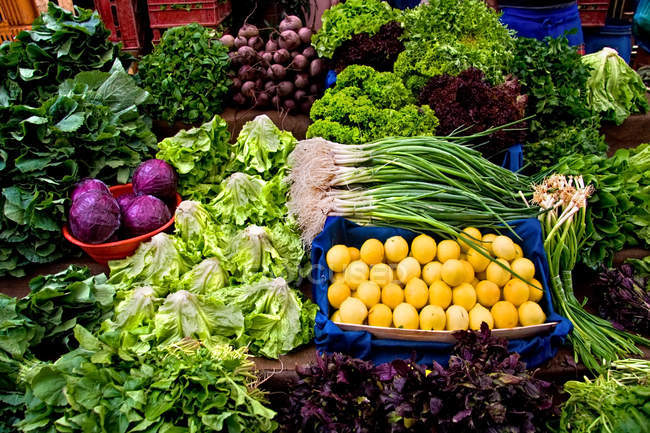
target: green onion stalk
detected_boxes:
[531,175,650,372]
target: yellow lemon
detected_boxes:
[356,281,381,308]
[518,301,546,326]
[481,233,497,256]
[437,240,461,263]
[419,305,446,330]
[404,277,429,309]
[422,261,442,285]
[510,257,536,282]
[492,235,516,261]
[469,303,494,330]
[411,234,437,264]
[331,272,345,283]
[445,305,469,331]
[384,236,409,263]
[513,244,524,260]
[467,247,491,272]
[503,279,530,307]
[360,238,384,265]
[381,283,404,310]
[326,244,351,272]
[491,301,519,329]
[368,304,393,327]
[397,257,421,284]
[369,263,394,287]
[441,259,465,287]
[339,297,368,325]
[528,278,544,303]
[460,260,475,284]
[344,260,370,289]
[429,280,452,309]
[458,227,482,252]
[348,247,360,261]
[327,282,351,309]
[475,280,501,307]
[486,258,512,287]
[393,303,419,329]
[452,283,477,311]
[331,309,341,322]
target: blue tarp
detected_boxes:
[311,217,572,367]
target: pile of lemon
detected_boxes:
[326,228,547,331]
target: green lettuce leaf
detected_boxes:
[173,200,223,260]
[0,296,43,359]
[179,258,227,295]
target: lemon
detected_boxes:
[481,233,497,256]
[348,247,360,261]
[513,244,524,260]
[492,235,516,261]
[356,281,381,308]
[327,282,351,309]
[458,227,482,252]
[422,261,442,285]
[429,280,452,309]
[419,305,446,330]
[491,301,518,329]
[441,259,465,287]
[339,297,368,325]
[503,279,530,307]
[381,283,404,310]
[368,304,393,327]
[528,278,544,303]
[518,301,546,326]
[369,263,394,287]
[344,260,369,289]
[411,234,437,264]
[393,303,419,329]
[331,272,345,284]
[510,258,536,282]
[396,257,421,284]
[452,283,477,311]
[384,236,409,263]
[326,244,351,272]
[404,277,429,309]
[486,258,511,287]
[467,247,491,272]
[445,305,469,331]
[460,260,475,283]
[331,309,341,322]
[469,304,494,330]
[437,240,461,263]
[475,280,501,307]
[360,238,384,265]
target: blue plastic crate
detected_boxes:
[584,24,633,63]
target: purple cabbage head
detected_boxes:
[69,190,121,244]
[123,194,172,236]
[70,178,110,203]
[132,159,178,201]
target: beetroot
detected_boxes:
[277,81,294,97]
[279,15,302,32]
[295,73,309,89]
[279,30,301,51]
[292,54,308,70]
[238,24,259,38]
[234,36,247,49]
[273,48,291,65]
[220,34,235,48]
[248,36,264,51]
[298,27,312,44]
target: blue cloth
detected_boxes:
[503,143,524,172]
[500,3,585,47]
[311,216,573,367]
[387,0,420,9]
[325,70,337,90]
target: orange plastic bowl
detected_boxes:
[62,183,182,265]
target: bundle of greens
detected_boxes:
[510,35,594,133]
[582,48,649,125]
[311,0,401,58]
[138,24,231,124]
[307,65,439,144]
[553,144,650,268]
[560,359,650,432]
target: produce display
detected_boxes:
[326,231,545,331]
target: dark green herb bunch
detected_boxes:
[138,24,231,124]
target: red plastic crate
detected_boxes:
[148,0,231,44]
[94,0,145,54]
[578,0,611,27]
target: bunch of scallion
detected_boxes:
[530,175,650,372]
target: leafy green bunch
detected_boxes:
[138,24,231,124]
[307,65,439,144]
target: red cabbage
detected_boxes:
[70,178,110,203]
[132,159,178,201]
[69,190,121,244]
[123,194,171,236]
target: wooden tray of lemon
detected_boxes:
[325,227,558,342]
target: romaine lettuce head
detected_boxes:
[174,200,223,259]
[179,258,227,295]
[154,290,243,347]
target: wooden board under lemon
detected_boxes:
[325,228,547,332]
